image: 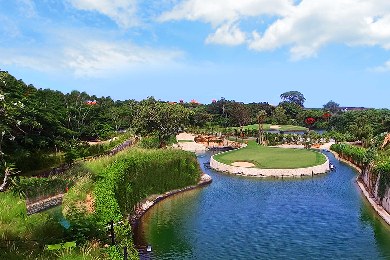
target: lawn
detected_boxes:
[238,124,308,131]
[214,140,326,169]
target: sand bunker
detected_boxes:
[270,125,281,129]
[231,161,255,168]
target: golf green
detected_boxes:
[213,140,326,169]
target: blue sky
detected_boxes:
[1,0,390,108]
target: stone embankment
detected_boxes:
[331,150,390,226]
[26,194,64,215]
[129,173,212,230]
[210,148,329,178]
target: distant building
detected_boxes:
[304,107,370,111]
[339,107,370,111]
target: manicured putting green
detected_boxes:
[214,140,326,169]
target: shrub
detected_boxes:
[93,148,201,224]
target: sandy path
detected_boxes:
[176,132,195,141]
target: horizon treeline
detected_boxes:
[1,71,390,174]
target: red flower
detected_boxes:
[305,117,316,124]
[323,113,330,119]
[241,133,244,136]
[66,187,69,192]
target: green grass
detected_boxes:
[232,124,308,131]
[0,191,102,260]
[214,140,326,169]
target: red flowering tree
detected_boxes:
[305,117,316,130]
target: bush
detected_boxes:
[136,136,160,149]
[93,148,201,224]
[330,143,375,168]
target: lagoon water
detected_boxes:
[134,152,390,259]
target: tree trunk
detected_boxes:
[258,119,264,145]
[0,168,10,192]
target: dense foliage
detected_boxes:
[331,143,390,200]
[93,148,201,224]
[330,143,375,168]
[12,177,73,202]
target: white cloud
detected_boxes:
[63,39,183,77]
[17,0,36,18]
[0,29,184,77]
[66,0,140,28]
[0,16,20,39]
[160,0,390,60]
[370,59,390,72]
[205,22,246,46]
[158,0,293,27]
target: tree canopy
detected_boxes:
[323,100,340,114]
[280,91,306,107]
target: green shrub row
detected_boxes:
[331,143,390,199]
[93,148,201,224]
[330,143,370,167]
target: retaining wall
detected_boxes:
[330,150,390,226]
[361,169,390,218]
[210,150,329,178]
[26,194,64,215]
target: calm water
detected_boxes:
[134,152,390,260]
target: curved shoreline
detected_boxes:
[331,150,390,227]
[210,148,330,178]
[129,173,212,231]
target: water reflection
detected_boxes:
[135,189,202,259]
[135,151,390,260]
[360,196,390,258]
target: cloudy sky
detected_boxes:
[1,0,390,108]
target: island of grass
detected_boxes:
[213,140,326,169]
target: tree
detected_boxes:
[280,91,306,107]
[348,115,373,147]
[134,97,191,147]
[273,106,288,125]
[228,102,250,128]
[323,100,340,114]
[257,110,267,145]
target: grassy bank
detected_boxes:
[0,191,102,260]
[1,146,202,260]
[214,140,326,169]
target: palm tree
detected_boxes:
[257,110,267,145]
